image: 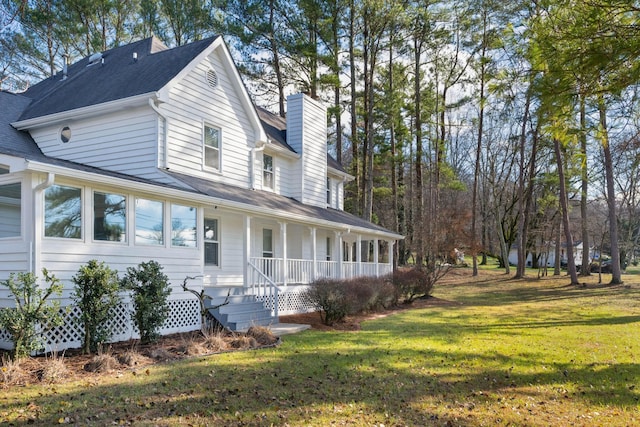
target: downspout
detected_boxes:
[251,141,267,190]
[148,98,169,169]
[32,172,55,274]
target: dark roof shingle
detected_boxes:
[19,36,217,121]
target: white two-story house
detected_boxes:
[0,36,402,350]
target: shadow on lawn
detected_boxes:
[3,330,638,426]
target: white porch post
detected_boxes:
[279,222,288,286]
[243,215,251,288]
[336,231,343,279]
[357,234,362,276]
[374,238,379,276]
[389,240,395,272]
[310,227,317,282]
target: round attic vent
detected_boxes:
[60,126,71,143]
[206,69,219,89]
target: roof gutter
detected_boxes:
[12,92,159,130]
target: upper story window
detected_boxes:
[0,166,9,174]
[0,182,21,238]
[94,192,126,242]
[171,204,196,248]
[263,154,274,190]
[204,125,221,171]
[45,184,82,239]
[135,198,164,245]
[326,177,332,206]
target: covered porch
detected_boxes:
[241,217,396,315]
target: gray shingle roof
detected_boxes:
[0,91,48,159]
[165,170,398,236]
[19,36,217,121]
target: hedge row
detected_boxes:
[302,268,436,325]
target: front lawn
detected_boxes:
[2,269,639,426]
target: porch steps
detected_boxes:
[205,294,278,331]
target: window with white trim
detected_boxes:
[263,154,274,189]
[45,184,81,239]
[326,177,332,206]
[135,198,164,245]
[326,236,331,261]
[204,125,221,171]
[263,228,273,258]
[171,204,196,247]
[204,218,219,266]
[94,192,126,242]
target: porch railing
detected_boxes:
[247,260,280,317]
[249,257,391,285]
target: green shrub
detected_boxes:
[303,279,352,325]
[391,268,435,303]
[71,260,121,354]
[121,261,172,344]
[0,270,64,359]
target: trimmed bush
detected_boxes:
[121,261,172,344]
[391,268,435,303]
[303,278,352,325]
[0,270,64,359]
[71,260,121,354]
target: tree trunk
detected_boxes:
[553,138,579,285]
[515,85,532,278]
[348,0,359,216]
[579,95,590,275]
[598,97,623,284]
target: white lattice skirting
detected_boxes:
[0,288,315,352]
[0,298,201,353]
[257,285,316,315]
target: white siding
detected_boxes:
[164,48,255,188]
[29,107,174,184]
[202,210,245,287]
[286,94,327,207]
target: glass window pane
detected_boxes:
[0,183,21,238]
[263,228,273,257]
[94,192,126,242]
[171,204,196,247]
[263,155,273,189]
[205,242,219,266]
[135,198,163,245]
[205,146,220,169]
[204,218,219,266]
[205,126,219,149]
[204,126,220,170]
[45,185,81,238]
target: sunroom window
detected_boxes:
[204,125,221,171]
[45,184,82,238]
[0,183,21,238]
[171,204,196,247]
[94,192,126,242]
[135,198,164,245]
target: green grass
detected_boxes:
[2,270,640,426]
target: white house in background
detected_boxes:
[0,36,402,351]
[507,241,589,268]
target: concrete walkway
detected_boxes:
[268,323,311,336]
